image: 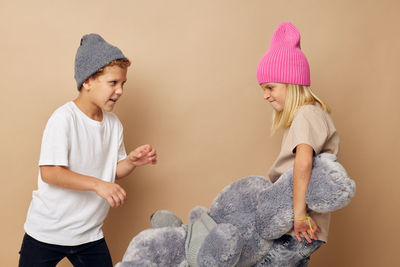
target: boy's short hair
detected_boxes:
[74,33,130,90]
[81,58,131,91]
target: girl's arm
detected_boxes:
[293,144,321,242]
[40,165,126,208]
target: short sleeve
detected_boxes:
[287,106,329,155]
[117,121,127,162]
[38,113,70,166]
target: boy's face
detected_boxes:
[83,65,128,112]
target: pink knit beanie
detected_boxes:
[257,22,310,86]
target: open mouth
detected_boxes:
[109,98,118,103]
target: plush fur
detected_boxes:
[116,153,355,267]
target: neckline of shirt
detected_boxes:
[69,101,105,127]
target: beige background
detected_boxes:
[1,0,399,266]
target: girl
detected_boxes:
[255,22,340,266]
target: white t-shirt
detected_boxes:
[24,101,127,246]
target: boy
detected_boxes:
[19,34,157,267]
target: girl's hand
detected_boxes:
[128,144,157,167]
[94,180,127,208]
[294,215,321,243]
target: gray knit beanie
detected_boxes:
[74,33,127,90]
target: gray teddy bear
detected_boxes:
[115,153,355,267]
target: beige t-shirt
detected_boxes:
[268,103,340,242]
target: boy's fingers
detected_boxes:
[130,152,142,161]
[118,190,126,203]
[113,194,124,208]
[111,195,119,207]
[114,187,126,207]
[148,149,156,156]
[120,187,127,198]
[141,148,156,157]
[108,196,115,208]
[115,194,123,207]
[139,144,151,153]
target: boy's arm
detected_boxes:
[115,157,136,179]
[116,144,157,179]
[40,166,126,208]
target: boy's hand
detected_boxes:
[127,144,157,167]
[94,180,127,208]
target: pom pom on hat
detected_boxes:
[74,33,127,90]
[257,22,310,86]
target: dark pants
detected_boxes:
[255,235,324,267]
[18,233,113,267]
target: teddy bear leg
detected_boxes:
[197,223,244,267]
[116,226,187,267]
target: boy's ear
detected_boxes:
[81,79,91,91]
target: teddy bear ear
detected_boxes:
[150,210,183,228]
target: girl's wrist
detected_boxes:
[293,209,307,219]
[294,214,309,221]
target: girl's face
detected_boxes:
[261,83,287,112]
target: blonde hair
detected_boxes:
[271,84,330,134]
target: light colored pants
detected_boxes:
[255,235,324,267]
